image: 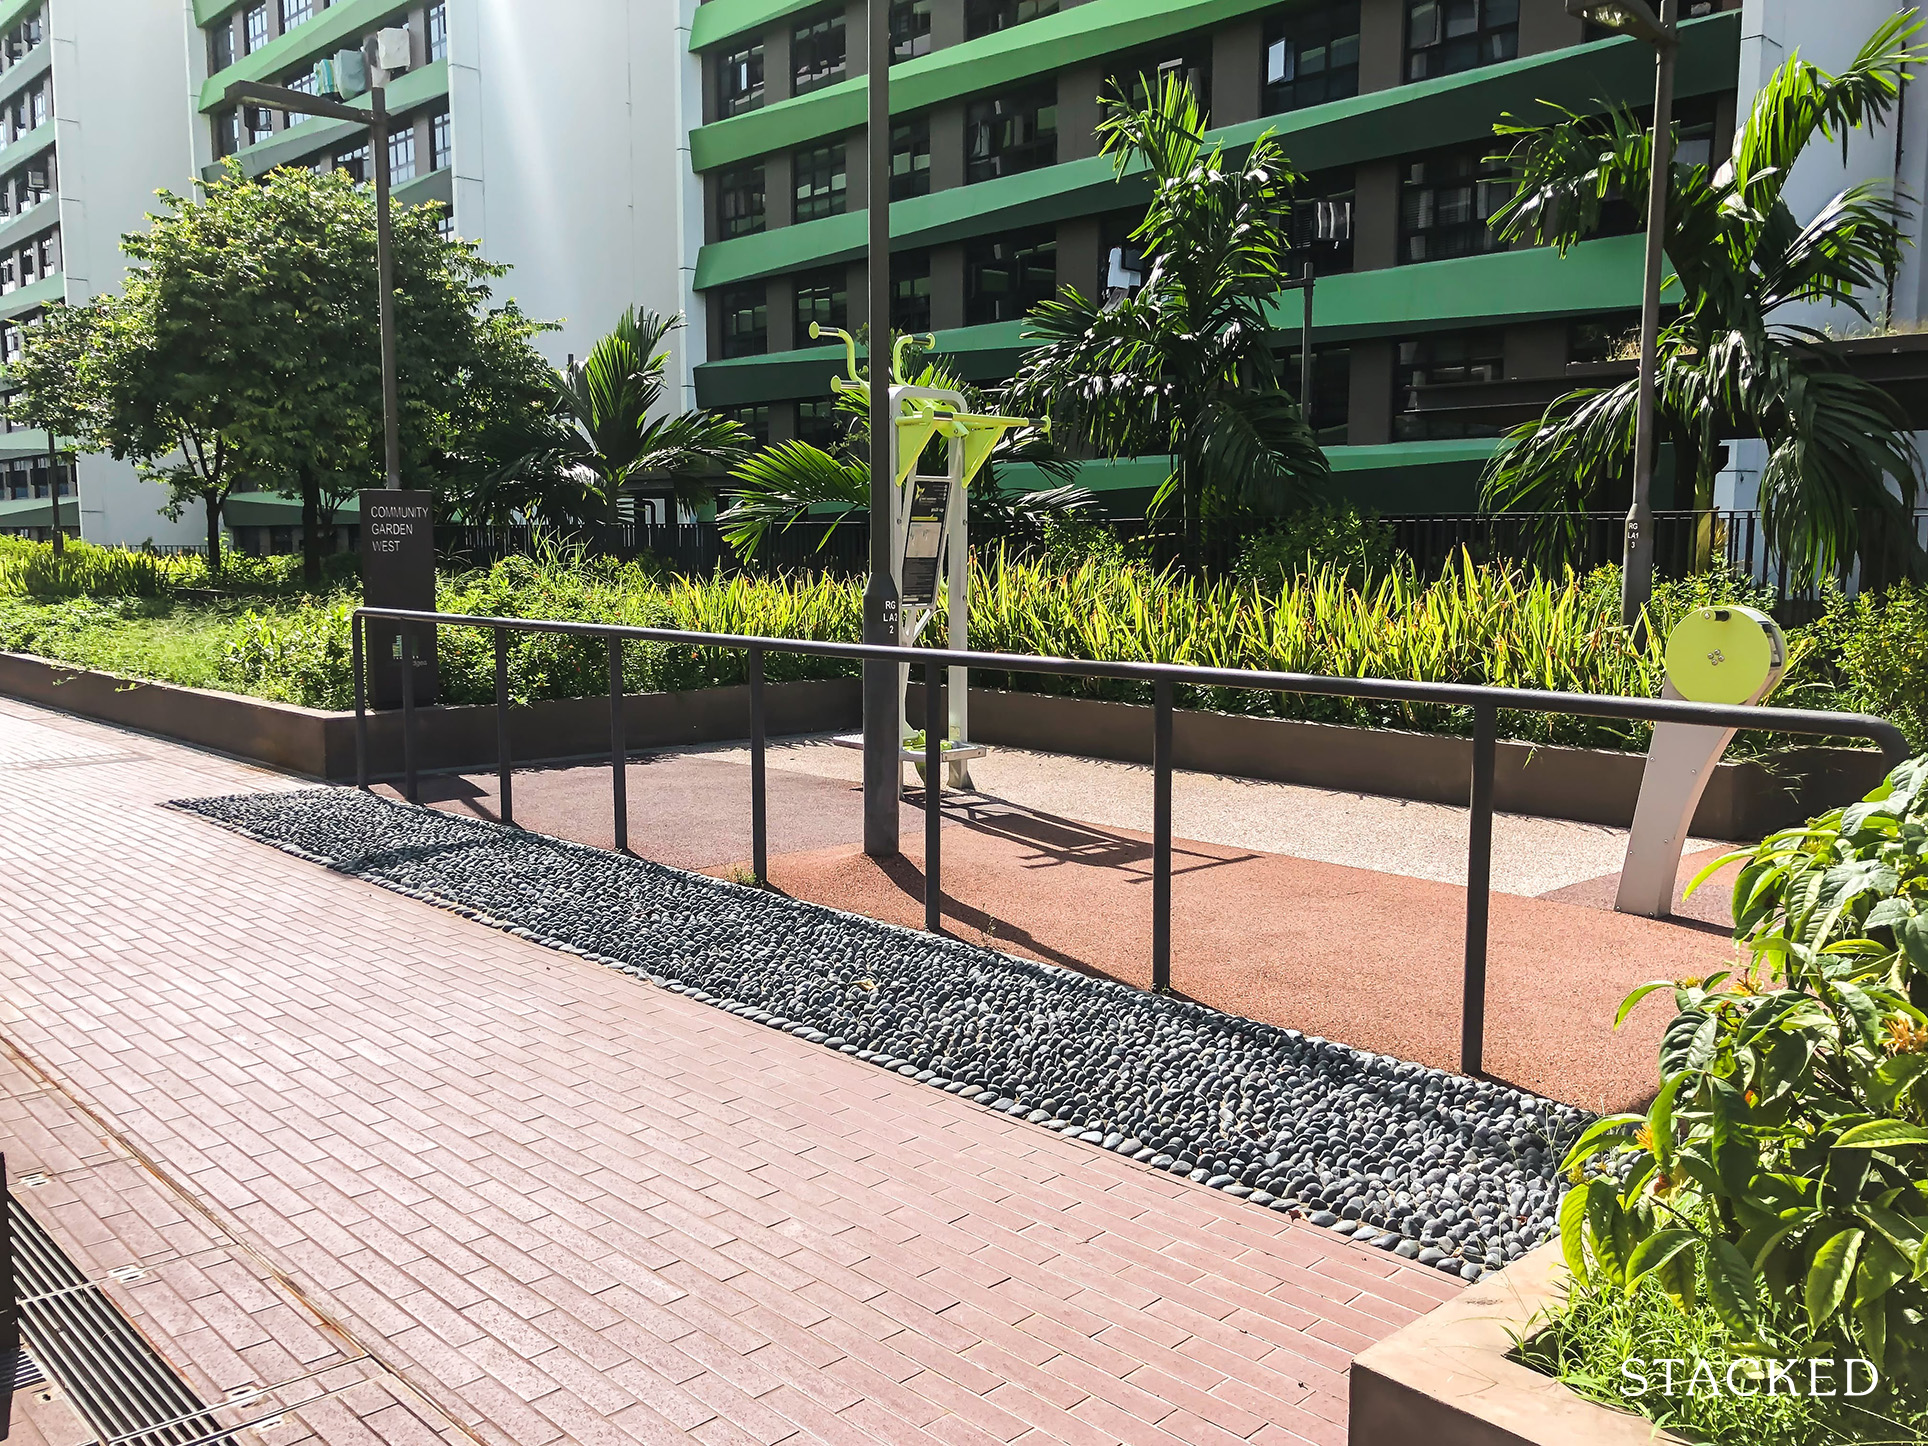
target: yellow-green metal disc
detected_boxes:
[1664,607,1777,704]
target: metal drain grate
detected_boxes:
[11,1197,228,1445]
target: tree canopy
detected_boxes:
[1484,14,1926,588]
[1007,73,1329,568]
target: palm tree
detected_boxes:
[1006,73,1329,570]
[553,308,749,529]
[717,337,1087,557]
[1484,14,1926,588]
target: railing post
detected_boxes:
[1461,701,1497,1076]
[494,626,514,827]
[748,646,768,885]
[926,658,944,934]
[352,611,368,791]
[1151,678,1174,993]
[399,620,418,804]
[609,634,628,852]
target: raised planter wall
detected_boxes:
[1349,1244,1687,1446]
[0,651,859,781]
[0,649,1883,834]
[912,684,1886,838]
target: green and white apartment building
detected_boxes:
[7,0,1927,543]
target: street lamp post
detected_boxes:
[224,78,401,490]
[1566,0,1678,637]
[860,0,900,858]
[45,430,63,553]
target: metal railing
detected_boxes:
[351,606,1912,1079]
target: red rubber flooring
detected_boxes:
[393,756,1745,1115]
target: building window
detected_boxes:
[436,210,455,240]
[1399,143,1509,263]
[244,104,274,147]
[28,78,46,129]
[717,164,765,239]
[428,2,448,61]
[891,0,932,62]
[208,20,235,73]
[796,399,842,449]
[792,12,846,96]
[279,0,312,31]
[892,250,933,333]
[965,227,1056,325]
[0,10,43,73]
[1110,40,1212,113]
[890,117,930,200]
[1290,169,1355,273]
[1406,0,1518,82]
[335,142,370,182]
[1264,1,1360,114]
[721,404,770,446]
[793,268,848,342]
[1394,330,1504,440]
[389,125,416,184]
[718,43,764,118]
[792,142,846,222]
[965,0,1057,41]
[431,110,452,170]
[718,285,768,358]
[244,2,269,53]
[965,85,1056,185]
[215,108,241,158]
[282,65,319,97]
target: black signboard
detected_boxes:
[360,489,439,707]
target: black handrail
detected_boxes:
[351,605,1912,1078]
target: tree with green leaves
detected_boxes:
[1006,74,1329,570]
[1485,14,1926,589]
[546,308,749,530]
[4,300,102,555]
[717,333,1083,559]
[42,159,555,585]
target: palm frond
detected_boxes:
[717,441,868,554]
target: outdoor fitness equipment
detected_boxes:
[1616,604,1786,917]
[817,325,1044,790]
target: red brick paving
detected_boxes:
[0,697,1462,1445]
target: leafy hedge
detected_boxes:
[1540,755,1928,1440]
[0,538,1923,756]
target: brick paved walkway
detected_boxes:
[0,697,1461,1445]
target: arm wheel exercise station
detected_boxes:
[820,324,1045,793]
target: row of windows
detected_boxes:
[0,7,42,74]
[715,225,1057,358]
[0,227,57,295]
[0,145,52,221]
[209,1,446,81]
[3,74,49,146]
[709,0,1504,126]
[0,456,72,499]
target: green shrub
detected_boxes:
[0,537,185,597]
[1554,755,1928,1411]
[1232,506,1400,586]
[1807,583,1928,749]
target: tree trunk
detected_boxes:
[204,493,224,581]
[300,469,321,589]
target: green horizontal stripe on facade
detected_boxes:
[0,430,50,458]
[985,439,1499,495]
[0,269,61,321]
[198,0,411,113]
[688,11,1740,289]
[206,58,449,179]
[0,43,49,111]
[0,118,52,184]
[195,0,249,25]
[690,7,1736,175]
[691,0,829,53]
[693,233,1662,407]
[0,0,37,39]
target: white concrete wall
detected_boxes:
[454,0,702,400]
[52,0,202,545]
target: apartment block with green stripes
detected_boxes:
[685,0,1747,514]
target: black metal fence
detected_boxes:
[352,605,1910,1080]
[435,521,871,577]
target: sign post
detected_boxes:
[360,489,438,706]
